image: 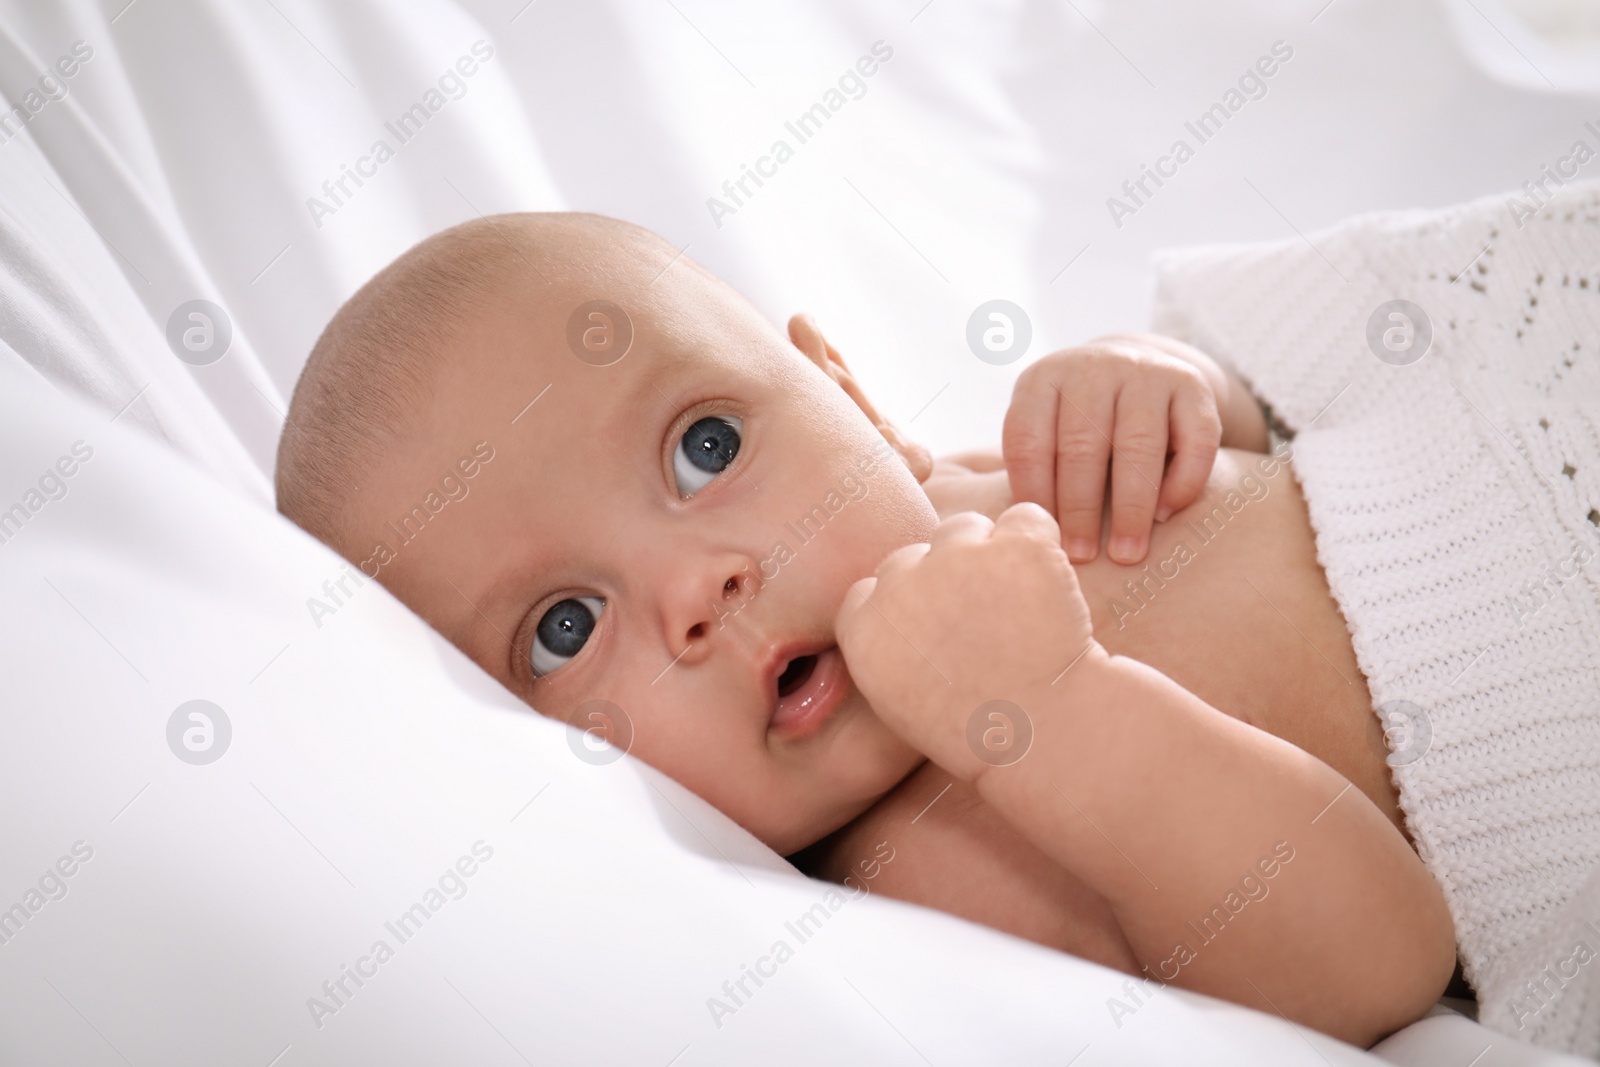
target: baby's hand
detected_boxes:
[1002,333,1225,565]
[834,503,1103,782]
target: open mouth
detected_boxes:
[776,654,818,698]
[770,646,849,739]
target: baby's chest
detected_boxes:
[1079,457,1352,720]
[921,451,1354,715]
[1077,453,1399,829]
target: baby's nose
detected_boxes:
[699,571,759,637]
[663,562,764,666]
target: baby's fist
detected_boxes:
[834,503,1103,781]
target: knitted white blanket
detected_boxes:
[1150,180,1600,1055]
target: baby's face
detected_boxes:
[346,264,936,854]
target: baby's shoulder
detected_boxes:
[931,446,1005,475]
[923,447,1013,522]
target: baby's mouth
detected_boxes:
[776,654,818,697]
[769,645,850,739]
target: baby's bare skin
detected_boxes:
[807,443,1400,975]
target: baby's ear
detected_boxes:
[787,313,933,484]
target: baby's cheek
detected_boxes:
[627,700,753,796]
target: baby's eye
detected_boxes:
[673,415,742,496]
[530,595,605,677]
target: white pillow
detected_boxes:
[0,0,561,498]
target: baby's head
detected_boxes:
[277,212,938,854]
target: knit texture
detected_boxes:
[1150,180,1600,1055]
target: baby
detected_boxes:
[275,212,1456,1047]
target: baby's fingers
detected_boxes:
[990,500,1064,550]
[833,575,879,663]
[1051,390,1116,564]
[1004,378,1113,564]
[1107,384,1169,564]
[1001,373,1063,522]
[1157,386,1222,523]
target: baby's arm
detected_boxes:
[978,649,1453,1045]
[836,504,1455,1047]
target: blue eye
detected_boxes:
[674,415,742,496]
[530,596,604,677]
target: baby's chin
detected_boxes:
[764,709,923,854]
